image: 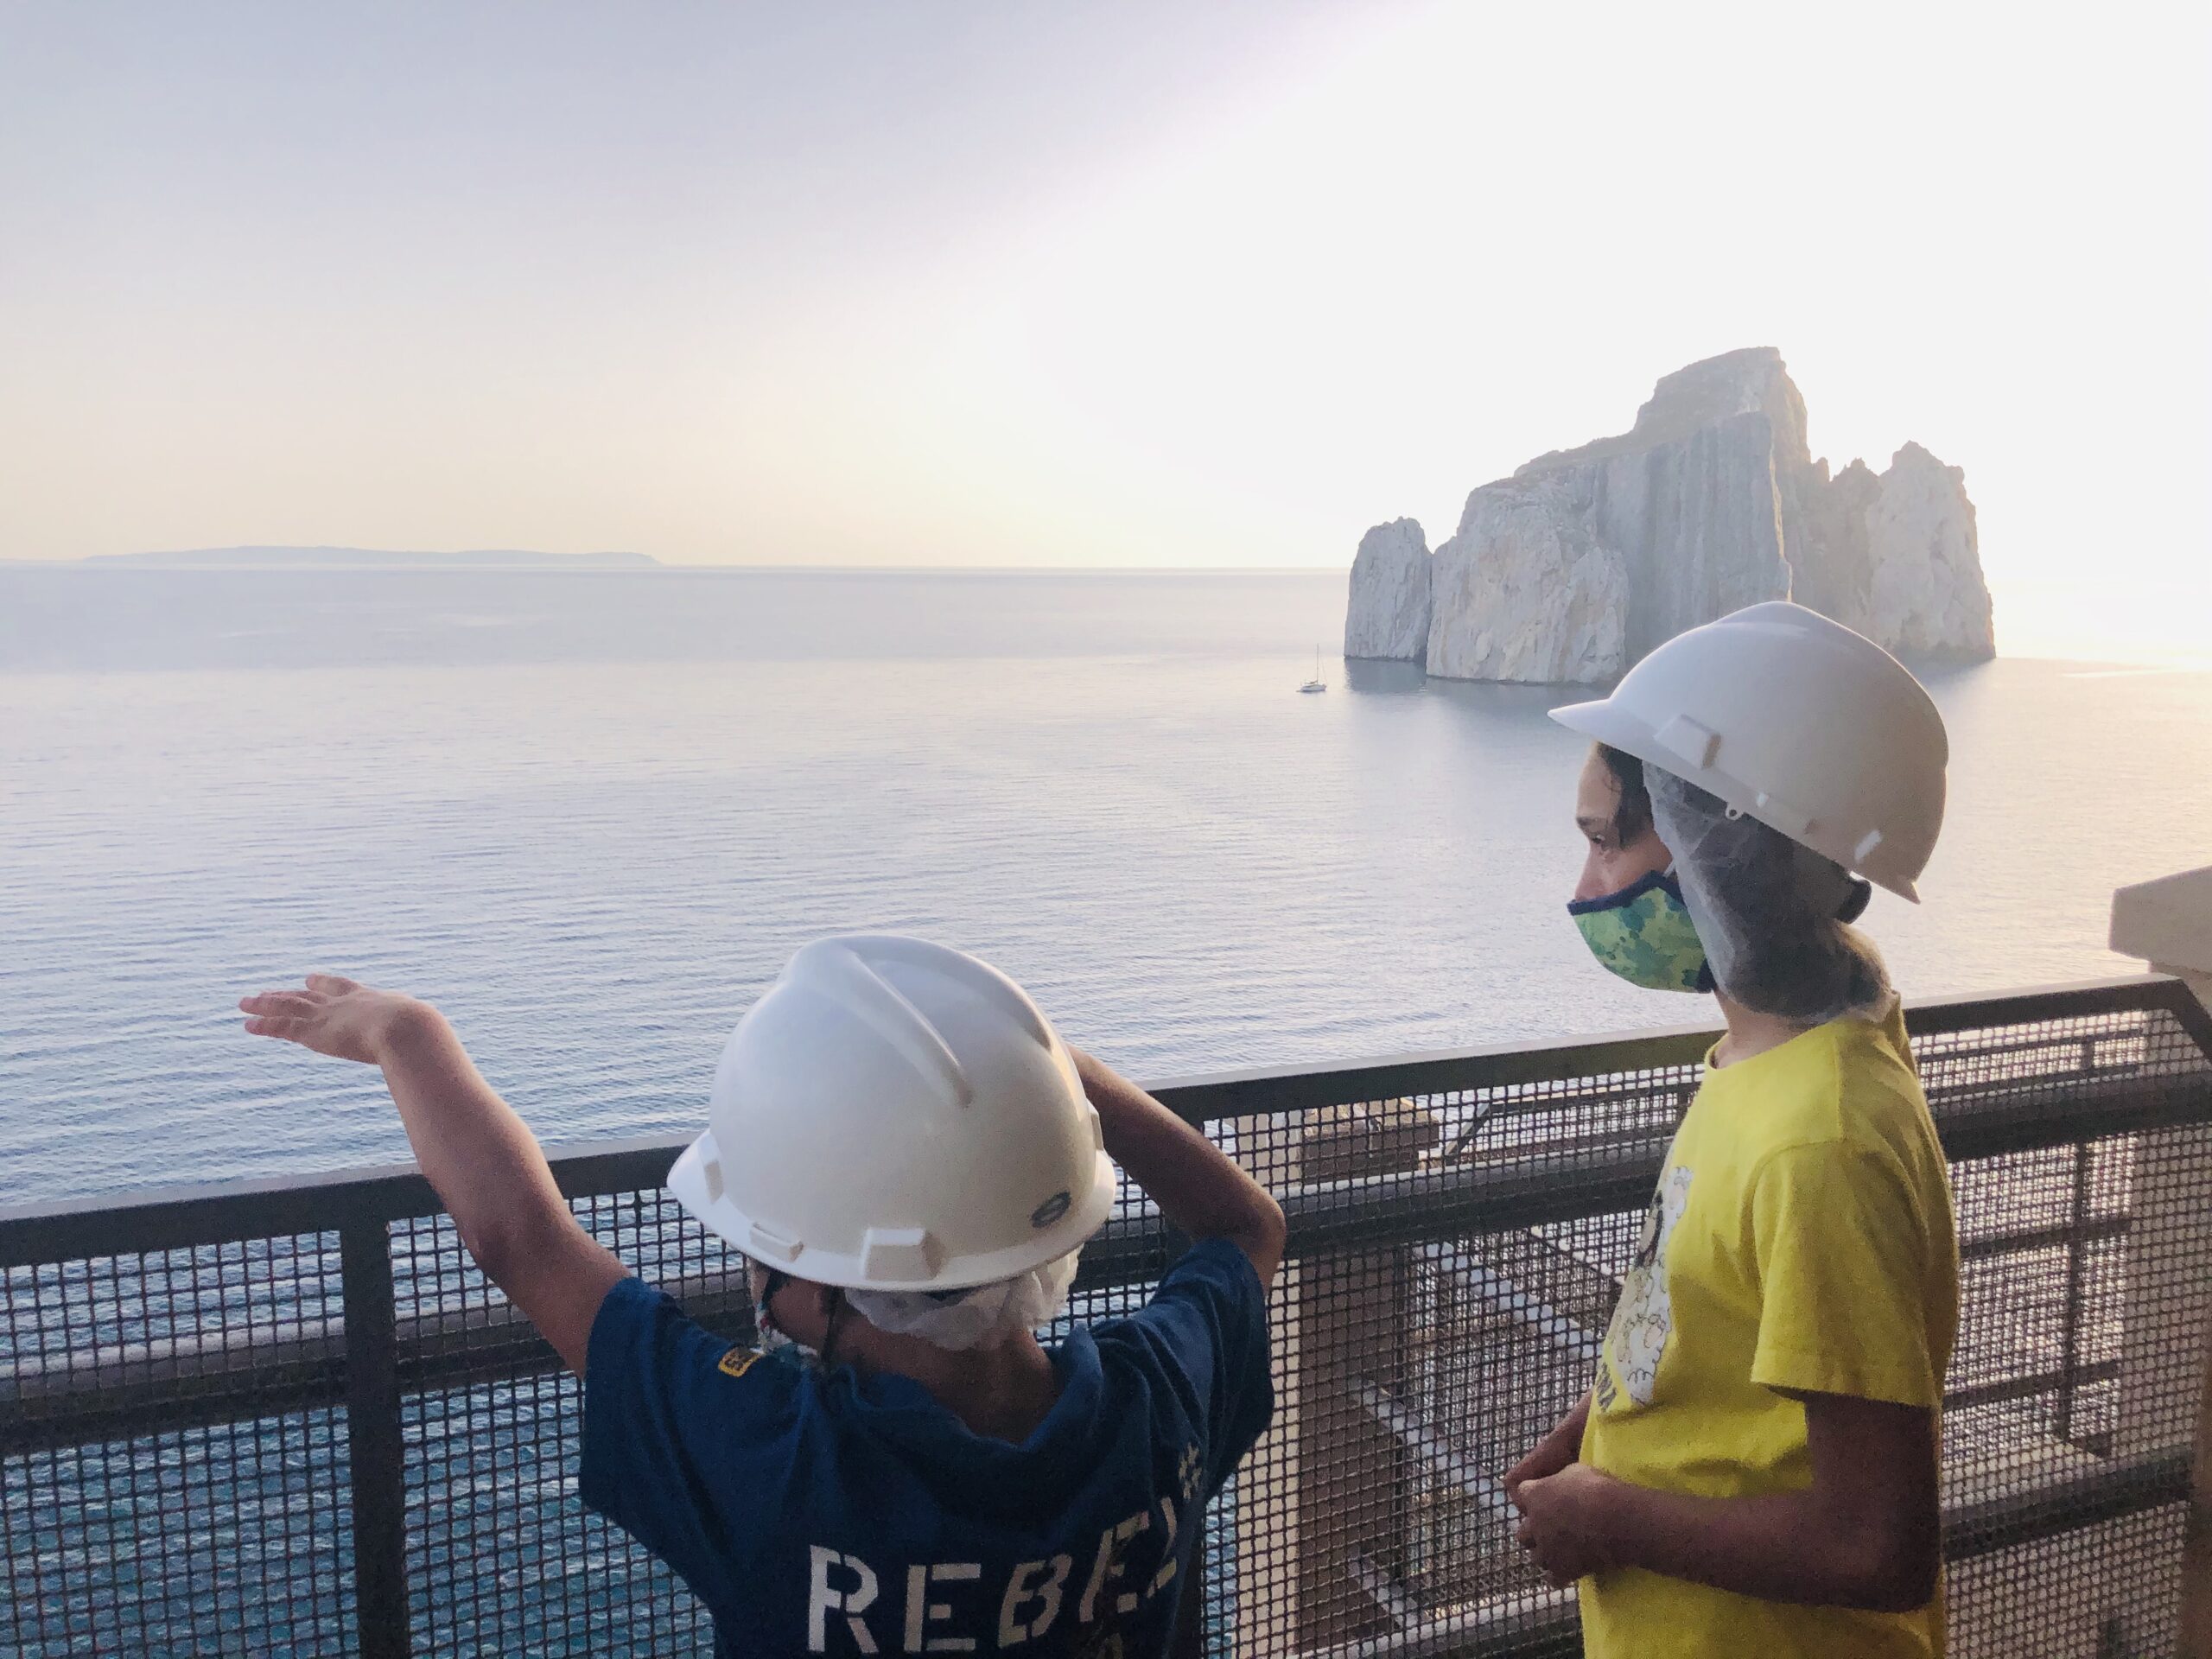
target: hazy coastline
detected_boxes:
[75,545,661,570]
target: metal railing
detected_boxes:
[5,975,2210,1656]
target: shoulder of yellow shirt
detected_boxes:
[1711,1013,1925,1156]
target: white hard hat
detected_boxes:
[667,935,1118,1292]
[1549,601,1948,902]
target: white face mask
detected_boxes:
[752,1252,1083,1363]
[844,1251,1081,1351]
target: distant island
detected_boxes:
[84,546,661,569]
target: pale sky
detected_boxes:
[3,3,2207,647]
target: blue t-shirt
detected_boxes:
[579,1239,1273,1657]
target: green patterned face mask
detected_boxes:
[1568,869,1716,995]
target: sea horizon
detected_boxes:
[4,563,2208,1204]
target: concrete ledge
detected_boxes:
[2113,864,2212,976]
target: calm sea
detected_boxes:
[4,564,2209,1203]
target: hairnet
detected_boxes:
[1645,766,1891,1025]
[844,1249,1079,1352]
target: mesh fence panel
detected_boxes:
[3,985,2209,1657]
[2,1236,353,1656]
[392,1191,741,1657]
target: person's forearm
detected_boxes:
[1071,1049,1285,1275]
[372,1002,570,1263]
[1596,1481,1934,1611]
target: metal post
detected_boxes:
[1294,1097,1440,1649]
[341,1215,413,1659]
[2183,1311,2212,1659]
[2056,1137,2091,1448]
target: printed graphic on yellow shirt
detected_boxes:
[1598,1166,1692,1410]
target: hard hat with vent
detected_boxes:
[1549,601,1948,902]
[666,935,1117,1293]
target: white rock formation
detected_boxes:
[1426,479,1628,683]
[1354,347,1996,683]
[1343,518,1433,662]
[1528,346,1813,474]
[1865,442,1995,660]
[1515,348,1797,662]
[1790,454,1884,635]
[1791,443,1996,661]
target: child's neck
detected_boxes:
[842,1325,1065,1444]
[1711,992,1811,1069]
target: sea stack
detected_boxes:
[1341,348,1997,680]
[1424,478,1626,683]
[1342,518,1433,664]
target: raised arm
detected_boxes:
[241,975,626,1373]
[1067,1046,1286,1286]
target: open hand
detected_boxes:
[239,974,428,1065]
[1510,1462,1620,1587]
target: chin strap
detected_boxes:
[758,1267,793,1335]
[760,1267,850,1368]
[1838,877,1873,923]
[818,1290,850,1370]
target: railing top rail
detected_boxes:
[7,1078,2187,1452]
[3,973,2205,1267]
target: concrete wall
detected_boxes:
[2109,865,2212,1657]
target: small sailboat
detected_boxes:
[1300,645,1328,694]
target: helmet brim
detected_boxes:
[1548,696,1649,756]
[667,1129,1120,1294]
[1550,697,1923,904]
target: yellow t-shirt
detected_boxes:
[1578,999,1958,1659]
